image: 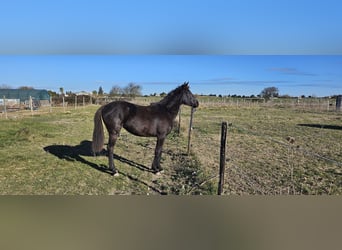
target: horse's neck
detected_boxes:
[158,97,181,119]
[157,91,183,119]
[166,102,181,119]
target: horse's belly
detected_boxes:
[123,119,170,137]
[123,122,156,137]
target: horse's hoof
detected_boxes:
[154,170,164,175]
[111,171,119,177]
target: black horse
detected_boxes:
[92,82,199,175]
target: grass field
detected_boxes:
[1,98,341,194]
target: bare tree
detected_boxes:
[123,83,142,98]
[109,85,122,96]
[260,86,279,101]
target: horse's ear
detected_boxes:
[183,81,189,88]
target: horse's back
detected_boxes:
[101,101,133,127]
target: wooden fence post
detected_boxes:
[62,96,65,112]
[178,107,181,135]
[3,95,7,119]
[29,96,33,115]
[187,107,195,155]
[336,95,342,112]
[218,121,228,195]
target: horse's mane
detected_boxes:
[152,83,188,109]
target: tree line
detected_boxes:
[45,83,142,98]
[107,83,142,98]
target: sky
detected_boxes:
[0,55,341,97]
[0,0,342,97]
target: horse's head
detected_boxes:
[181,82,199,108]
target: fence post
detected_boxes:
[75,95,77,110]
[3,95,7,119]
[178,107,181,135]
[218,121,228,195]
[29,96,33,115]
[62,96,65,112]
[187,107,195,155]
[336,95,342,112]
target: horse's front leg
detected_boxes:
[152,136,165,173]
[107,131,119,176]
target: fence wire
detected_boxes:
[231,124,342,167]
[188,120,342,195]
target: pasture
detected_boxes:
[0,98,341,194]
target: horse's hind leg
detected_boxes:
[152,136,165,173]
[107,131,119,176]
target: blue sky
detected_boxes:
[1,55,341,97]
[0,1,342,96]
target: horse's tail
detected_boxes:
[92,106,105,154]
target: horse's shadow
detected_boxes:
[43,140,164,194]
[44,140,108,174]
[44,140,152,172]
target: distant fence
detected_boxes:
[1,95,96,119]
[1,95,51,118]
[51,95,133,107]
[198,96,341,112]
[1,95,120,119]
[3,96,339,116]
